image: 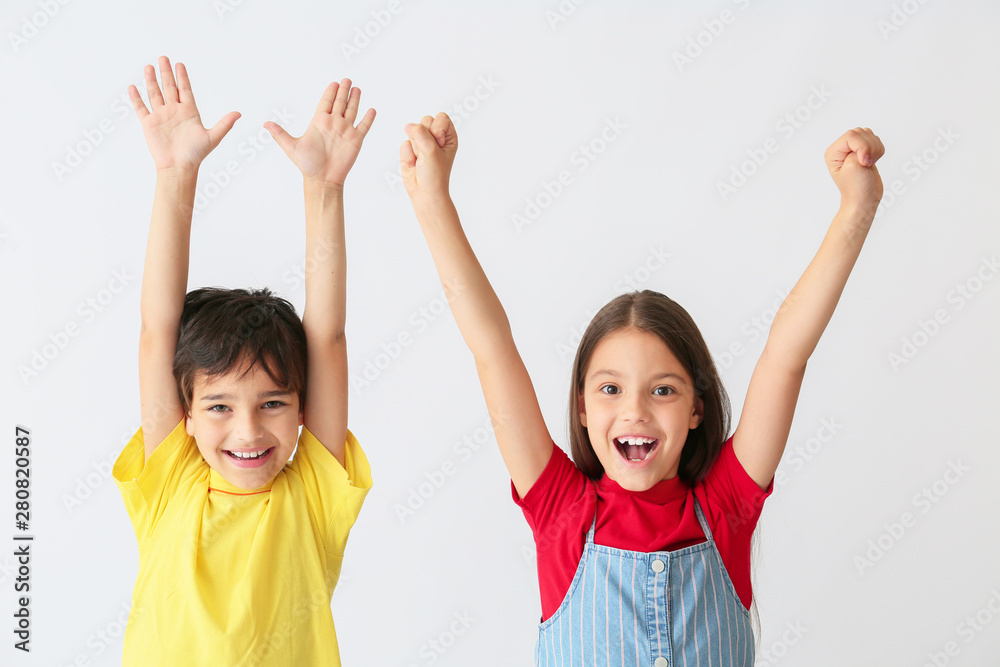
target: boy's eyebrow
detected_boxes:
[199,390,293,402]
[591,369,689,384]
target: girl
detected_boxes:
[400,113,883,666]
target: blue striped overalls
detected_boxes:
[534,494,754,666]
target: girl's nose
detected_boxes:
[621,393,651,422]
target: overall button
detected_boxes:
[654,657,668,667]
[651,559,665,573]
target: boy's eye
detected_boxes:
[654,386,675,396]
[263,401,284,409]
[208,405,229,413]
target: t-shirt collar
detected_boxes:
[208,467,274,495]
[597,470,688,504]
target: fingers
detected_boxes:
[313,78,373,135]
[143,63,164,108]
[315,82,338,116]
[429,112,454,148]
[158,55,179,104]
[356,107,376,138]
[829,127,884,168]
[175,62,196,106]
[344,86,361,124]
[263,121,296,157]
[399,139,417,169]
[405,112,456,155]
[331,77,351,116]
[207,111,242,151]
[852,127,884,166]
[127,84,149,120]
[405,122,441,156]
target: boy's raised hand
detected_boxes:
[825,127,885,214]
[128,56,240,172]
[400,112,458,201]
[265,79,375,186]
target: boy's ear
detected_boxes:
[298,408,304,427]
[578,393,587,428]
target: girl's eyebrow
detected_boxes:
[591,370,689,384]
[200,390,292,402]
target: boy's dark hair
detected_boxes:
[173,287,308,416]
[567,289,731,487]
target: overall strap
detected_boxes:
[692,493,715,542]
[584,511,597,544]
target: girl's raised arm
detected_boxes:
[401,113,553,497]
[733,128,885,490]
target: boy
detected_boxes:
[112,56,375,666]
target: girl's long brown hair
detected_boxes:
[568,290,731,485]
[566,289,763,653]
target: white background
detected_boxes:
[2,1,999,665]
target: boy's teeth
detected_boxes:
[230,449,269,460]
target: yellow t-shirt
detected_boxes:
[112,419,372,666]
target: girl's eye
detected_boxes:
[209,405,229,413]
[599,385,620,395]
[654,386,675,396]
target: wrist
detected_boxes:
[838,197,879,222]
[409,189,454,215]
[155,166,200,185]
[304,178,345,195]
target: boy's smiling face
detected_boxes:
[185,359,302,490]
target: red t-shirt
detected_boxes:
[512,435,773,622]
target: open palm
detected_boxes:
[265,79,375,186]
[128,56,240,171]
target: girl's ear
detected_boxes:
[689,396,704,430]
[185,412,195,436]
[578,393,587,428]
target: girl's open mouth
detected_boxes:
[224,447,274,468]
[613,436,659,464]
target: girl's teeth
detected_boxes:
[615,438,656,461]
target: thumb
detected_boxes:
[399,139,417,169]
[405,123,440,158]
[207,111,241,151]
[263,121,297,158]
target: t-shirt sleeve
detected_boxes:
[511,444,594,552]
[287,427,372,557]
[702,434,774,536]
[112,419,204,544]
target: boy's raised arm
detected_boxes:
[265,79,375,469]
[129,56,239,459]
[732,128,885,490]
[400,114,554,498]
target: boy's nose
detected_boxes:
[236,414,265,442]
